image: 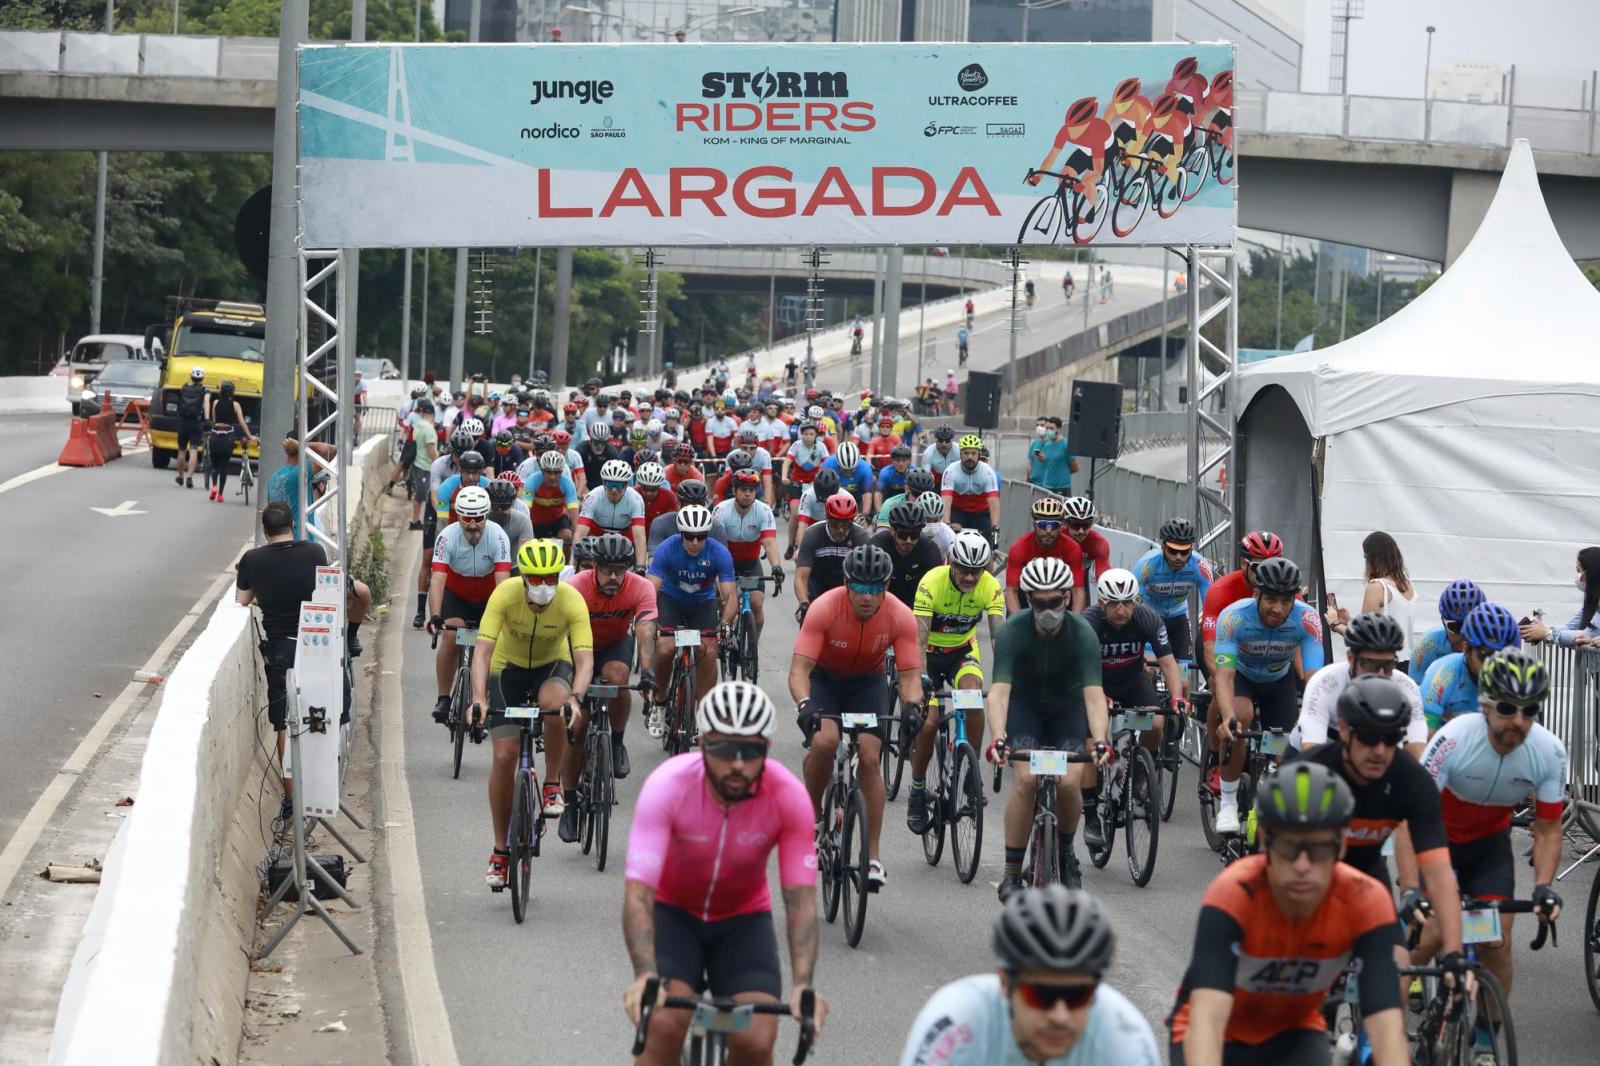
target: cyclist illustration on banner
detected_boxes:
[1020,58,1236,246]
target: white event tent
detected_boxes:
[1236,139,1600,630]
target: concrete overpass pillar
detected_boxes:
[882,248,904,397]
[1445,170,1499,266]
[550,247,574,387]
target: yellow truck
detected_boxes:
[143,298,266,469]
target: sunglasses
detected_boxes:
[1066,521,1094,532]
[704,738,769,762]
[893,530,922,542]
[1033,520,1062,531]
[1029,596,1067,612]
[1265,836,1342,863]
[1354,656,1398,676]
[604,481,629,490]
[847,581,887,596]
[1014,980,1097,1011]
[1490,701,1541,720]
[523,573,559,586]
[1443,620,1462,635]
[459,515,486,525]
[1352,728,1405,749]
[681,533,707,543]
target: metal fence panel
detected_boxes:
[0,30,62,73]
[1429,100,1510,147]
[142,35,221,77]
[1347,96,1427,141]
[62,30,139,75]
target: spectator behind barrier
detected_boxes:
[1521,546,1600,648]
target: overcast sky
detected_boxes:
[1298,0,1600,106]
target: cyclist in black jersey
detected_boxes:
[870,502,944,607]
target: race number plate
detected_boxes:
[585,684,618,700]
[1030,750,1069,776]
[1121,711,1155,732]
[691,1003,754,1033]
[1260,732,1289,756]
[1462,908,1503,945]
[951,690,984,711]
[737,574,764,591]
[674,628,702,648]
[841,713,879,729]
[455,628,478,646]
[504,706,539,721]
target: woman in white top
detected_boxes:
[1327,531,1418,671]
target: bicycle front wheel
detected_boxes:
[1586,865,1600,1014]
[592,736,613,872]
[922,741,946,867]
[1026,814,1059,888]
[450,668,469,780]
[739,616,759,683]
[950,743,984,885]
[1017,193,1066,245]
[1158,725,1181,822]
[1124,745,1160,887]
[841,790,871,948]
[1463,967,1516,1065]
[820,782,842,923]
[881,712,907,801]
[509,769,534,924]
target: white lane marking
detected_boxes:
[376,526,461,1066]
[89,500,146,517]
[0,462,70,496]
[0,552,245,899]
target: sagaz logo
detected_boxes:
[701,69,850,99]
[529,78,614,105]
[957,63,989,92]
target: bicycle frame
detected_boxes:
[631,977,816,1066]
[1005,748,1092,887]
[660,627,718,754]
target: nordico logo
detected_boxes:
[529,78,614,105]
[701,69,849,99]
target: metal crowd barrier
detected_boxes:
[1535,643,1600,805]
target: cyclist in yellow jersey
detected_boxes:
[471,539,594,891]
[905,531,1006,835]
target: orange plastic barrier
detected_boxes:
[95,392,122,461]
[59,417,104,467]
[116,399,151,446]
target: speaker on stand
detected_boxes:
[964,370,1002,431]
[1068,379,1124,503]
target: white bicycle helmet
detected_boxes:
[917,491,945,522]
[461,418,485,437]
[1096,568,1139,602]
[538,450,566,472]
[836,441,860,468]
[635,462,666,488]
[646,419,663,436]
[600,459,633,484]
[1021,556,1074,593]
[1062,496,1097,523]
[949,530,993,569]
[676,505,714,535]
[696,680,776,739]
[807,405,825,419]
[454,485,492,519]
[189,366,205,381]
[737,423,760,442]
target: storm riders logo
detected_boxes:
[700,69,850,100]
[680,68,873,133]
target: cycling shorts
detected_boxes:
[949,508,993,537]
[733,557,765,580]
[440,587,489,627]
[657,596,720,634]
[399,439,417,467]
[1448,829,1515,902]
[177,418,203,451]
[925,643,983,691]
[1233,671,1299,731]
[1103,668,1160,712]
[530,513,572,538]
[1164,614,1194,661]
[654,902,781,999]
[809,668,889,741]
[786,481,807,501]
[1169,1027,1328,1066]
[487,660,576,742]
[1005,688,1087,753]
[594,635,635,671]
[1063,147,1094,174]
[1147,133,1175,158]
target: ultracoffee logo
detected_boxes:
[957,63,989,92]
[529,78,614,106]
[701,69,850,99]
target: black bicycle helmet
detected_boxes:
[887,502,925,531]
[1343,612,1405,653]
[1255,762,1354,831]
[485,479,518,509]
[1336,675,1410,732]
[934,425,955,443]
[905,469,936,496]
[725,449,753,472]
[590,533,635,567]
[1252,557,1301,596]
[889,444,912,460]
[1478,649,1550,705]
[675,479,709,504]
[992,885,1115,975]
[533,433,555,454]
[457,450,486,473]
[1158,517,1195,545]
[572,538,597,564]
[842,544,894,585]
[812,467,841,497]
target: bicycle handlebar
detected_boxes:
[429,622,478,651]
[1405,896,1558,951]
[632,977,815,1064]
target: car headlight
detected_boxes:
[70,374,84,390]
[82,388,97,402]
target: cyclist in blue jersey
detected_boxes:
[1420,602,1520,732]
[921,425,959,479]
[1130,517,1213,660]
[822,440,876,512]
[433,448,488,526]
[899,886,1159,1066]
[874,444,913,501]
[648,505,737,708]
[1211,557,1324,834]
[1409,579,1486,684]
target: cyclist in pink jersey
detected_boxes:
[623,681,828,1064]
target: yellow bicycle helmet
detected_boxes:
[958,433,984,451]
[517,539,565,577]
[1031,496,1065,519]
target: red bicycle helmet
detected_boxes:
[1113,77,1141,105]
[1065,97,1099,127]
[1240,530,1283,561]
[1211,69,1233,95]
[1173,56,1199,79]
[824,492,859,521]
[499,470,524,491]
[1152,92,1181,120]
[733,467,760,487]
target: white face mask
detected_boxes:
[1576,572,1587,590]
[525,582,557,606]
[1035,425,1050,438]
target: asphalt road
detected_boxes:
[391,539,1600,1064]
[0,412,255,854]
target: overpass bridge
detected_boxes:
[5,30,1600,261]
[660,246,1009,300]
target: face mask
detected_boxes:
[1035,607,1066,631]
[525,583,556,606]
[1035,425,1049,438]
[1577,573,1587,590]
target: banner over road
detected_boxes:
[299,42,1236,249]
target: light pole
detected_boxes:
[1423,25,1436,98]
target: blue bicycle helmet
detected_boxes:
[1460,602,1519,653]
[1438,579,1486,623]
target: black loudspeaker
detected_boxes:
[1069,379,1124,460]
[234,185,271,282]
[965,371,1002,430]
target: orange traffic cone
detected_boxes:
[58,417,104,467]
[96,392,122,461]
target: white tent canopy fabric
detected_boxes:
[1238,139,1600,630]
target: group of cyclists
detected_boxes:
[380,368,1580,1066]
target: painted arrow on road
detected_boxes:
[89,500,146,517]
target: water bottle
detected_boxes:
[1331,1031,1357,1066]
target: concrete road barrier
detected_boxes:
[0,375,72,415]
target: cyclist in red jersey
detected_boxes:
[1103,76,1153,151]
[634,462,679,529]
[1202,69,1234,151]
[1164,55,1211,121]
[1169,762,1407,1066]
[791,545,924,890]
[1028,97,1114,219]
[1004,496,1086,613]
[1139,93,1191,185]
[663,443,703,492]
[1061,496,1111,597]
